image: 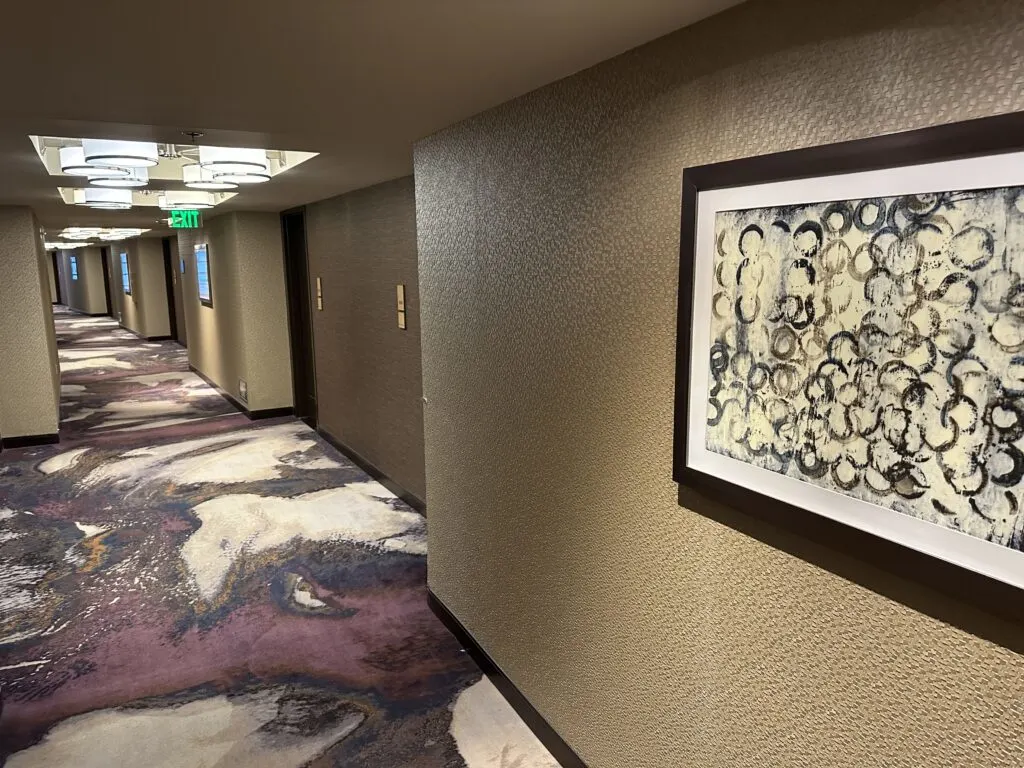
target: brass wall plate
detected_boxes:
[397,284,407,329]
[316,277,323,311]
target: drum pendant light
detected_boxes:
[182,163,237,190]
[199,146,271,184]
[82,139,160,168]
[158,190,216,210]
[60,146,129,178]
[91,167,149,188]
[75,188,133,210]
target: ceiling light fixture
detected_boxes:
[182,163,237,190]
[199,146,268,175]
[59,146,130,178]
[75,188,133,210]
[61,227,102,239]
[90,166,149,188]
[211,169,271,184]
[99,229,144,241]
[45,241,89,249]
[56,227,149,242]
[82,139,160,168]
[158,190,216,210]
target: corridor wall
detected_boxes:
[177,212,292,413]
[305,176,426,503]
[413,1,1024,767]
[110,237,171,339]
[58,247,107,315]
[0,207,59,440]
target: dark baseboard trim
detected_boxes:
[1,433,60,450]
[189,364,247,415]
[188,365,294,421]
[316,426,426,513]
[119,325,173,343]
[428,590,587,768]
[249,407,293,420]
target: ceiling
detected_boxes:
[0,0,744,235]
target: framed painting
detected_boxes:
[674,112,1024,591]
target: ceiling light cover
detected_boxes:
[82,139,159,168]
[90,166,149,188]
[75,188,133,209]
[211,170,271,184]
[59,146,129,178]
[182,163,237,190]
[158,190,216,210]
[56,227,149,243]
[45,241,88,249]
[62,227,102,239]
[199,146,269,175]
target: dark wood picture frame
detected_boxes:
[673,111,1024,622]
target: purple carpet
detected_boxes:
[0,309,558,767]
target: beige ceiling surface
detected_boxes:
[0,0,743,232]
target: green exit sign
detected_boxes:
[170,209,202,229]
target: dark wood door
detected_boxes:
[51,251,63,304]
[99,248,114,317]
[282,208,317,426]
[161,237,179,342]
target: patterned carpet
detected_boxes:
[0,308,558,767]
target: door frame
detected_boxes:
[51,251,63,304]
[161,237,179,342]
[281,206,318,428]
[99,247,114,317]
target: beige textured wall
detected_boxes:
[0,207,59,439]
[178,218,245,400]
[59,247,107,315]
[306,177,426,501]
[114,238,170,339]
[234,212,293,412]
[414,1,1024,767]
[179,213,292,411]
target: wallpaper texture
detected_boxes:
[414,0,1024,766]
[59,247,107,316]
[306,176,426,502]
[0,207,59,438]
[114,238,171,339]
[177,213,292,411]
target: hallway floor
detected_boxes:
[0,309,558,767]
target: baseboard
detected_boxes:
[119,325,173,343]
[427,590,587,768]
[189,364,247,415]
[316,426,426,513]
[249,407,294,420]
[188,365,294,422]
[1,433,60,450]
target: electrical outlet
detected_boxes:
[238,379,248,403]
